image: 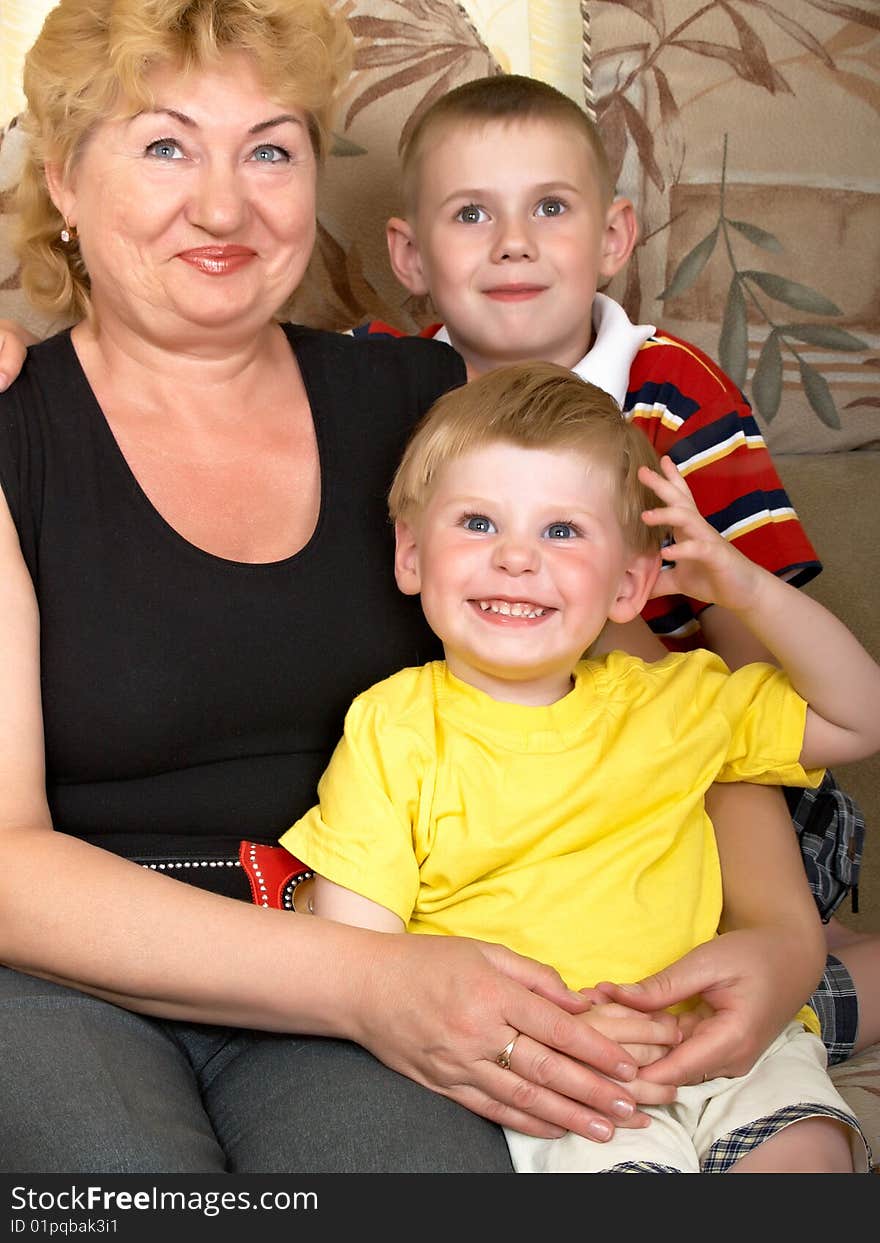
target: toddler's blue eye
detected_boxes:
[456,204,487,224]
[536,198,566,217]
[545,522,576,539]
[463,514,495,533]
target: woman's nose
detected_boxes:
[188,163,247,234]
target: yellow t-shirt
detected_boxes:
[282,651,822,1002]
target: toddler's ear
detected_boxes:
[386,217,430,297]
[393,519,423,595]
[598,197,638,281]
[607,551,661,624]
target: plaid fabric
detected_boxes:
[785,770,865,920]
[607,1161,682,1173]
[811,955,860,1065]
[702,1103,871,1174]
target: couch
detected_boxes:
[1,0,878,1167]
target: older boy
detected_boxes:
[356,73,875,1063]
[282,363,874,1172]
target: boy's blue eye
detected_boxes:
[145,138,183,160]
[456,204,487,224]
[251,144,290,163]
[463,514,495,533]
[536,198,566,218]
[544,522,577,540]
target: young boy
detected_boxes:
[355,72,876,1062]
[280,363,874,1173]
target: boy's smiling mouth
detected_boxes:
[473,598,550,619]
[482,284,547,302]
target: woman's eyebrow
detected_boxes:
[249,114,304,135]
[130,109,302,134]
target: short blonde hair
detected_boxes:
[389,362,665,556]
[17,0,353,319]
[400,73,614,216]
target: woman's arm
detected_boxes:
[0,494,643,1141]
[309,877,676,1123]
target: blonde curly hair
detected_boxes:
[17,0,353,320]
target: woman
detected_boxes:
[0,0,677,1174]
[0,0,828,1174]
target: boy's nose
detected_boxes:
[493,536,539,574]
[491,218,534,263]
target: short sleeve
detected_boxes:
[279,683,433,923]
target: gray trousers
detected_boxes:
[0,968,513,1174]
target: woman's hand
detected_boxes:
[348,932,651,1142]
[0,319,36,391]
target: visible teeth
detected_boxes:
[477,599,546,618]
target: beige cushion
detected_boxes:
[830,1044,880,1170]
[590,1,880,455]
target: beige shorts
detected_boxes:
[504,1021,871,1173]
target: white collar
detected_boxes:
[571,293,655,408]
[435,294,655,410]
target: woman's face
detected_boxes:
[51,53,318,344]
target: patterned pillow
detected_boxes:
[590,0,880,455]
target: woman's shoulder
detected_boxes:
[280,322,466,385]
[0,329,75,435]
[3,325,75,375]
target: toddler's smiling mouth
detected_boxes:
[473,598,550,619]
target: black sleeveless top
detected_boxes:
[0,324,465,890]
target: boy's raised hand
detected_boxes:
[0,319,36,391]
[639,456,766,613]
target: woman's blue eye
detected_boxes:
[456,204,487,224]
[545,522,576,540]
[463,514,495,533]
[252,144,289,163]
[536,198,566,217]
[146,139,183,160]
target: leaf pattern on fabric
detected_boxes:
[594,0,879,441]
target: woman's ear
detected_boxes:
[607,551,661,624]
[598,197,638,281]
[44,160,76,228]
[393,518,423,596]
[386,217,430,297]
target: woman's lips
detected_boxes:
[177,246,257,275]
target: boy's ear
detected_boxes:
[393,518,423,596]
[607,551,661,624]
[598,197,638,281]
[386,217,430,297]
